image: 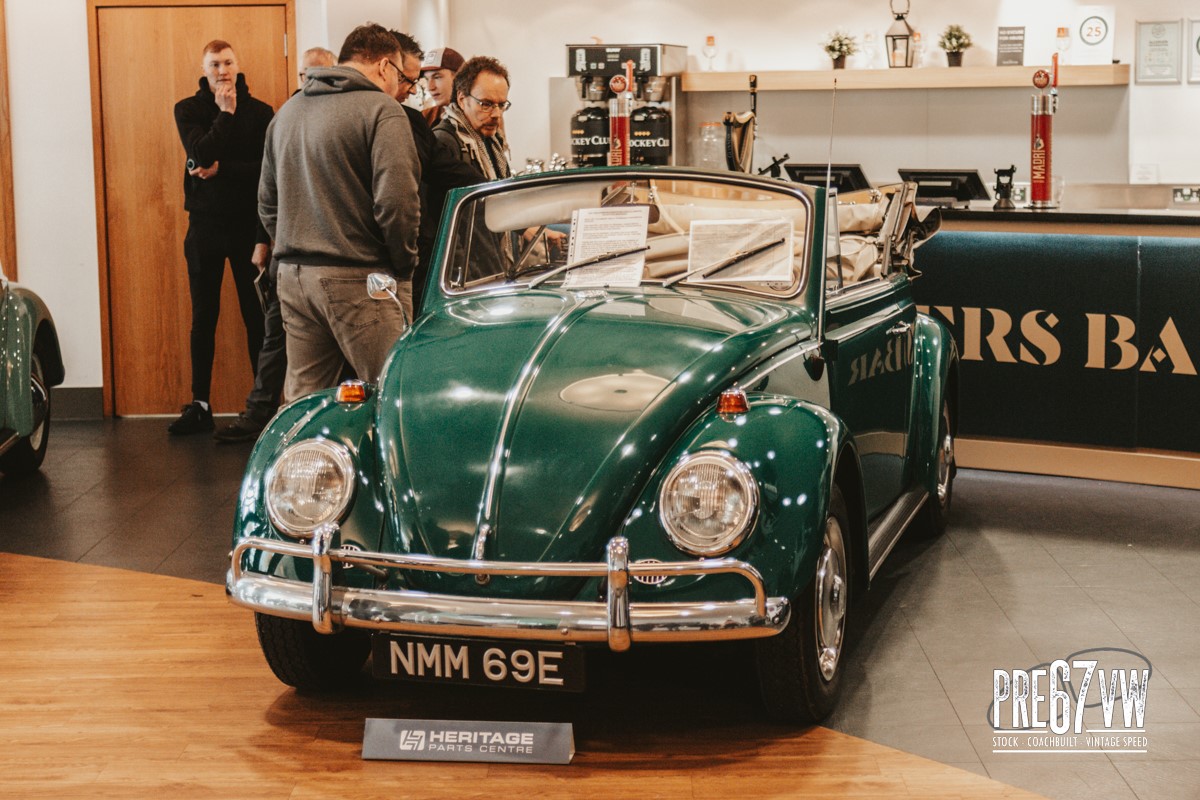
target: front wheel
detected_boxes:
[755,485,852,723]
[0,351,50,475]
[254,613,371,691]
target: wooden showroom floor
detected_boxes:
[0,553,1043,799]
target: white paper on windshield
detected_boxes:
[687,218,794,282]
[563,206,649,288]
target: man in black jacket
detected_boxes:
[388,31,481,312]
[170,39,273,435]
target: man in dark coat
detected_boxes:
[170,39,273,434]
[213,45,339,443]
[388,32,481,312]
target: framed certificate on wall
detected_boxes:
[1190,19,1200,83]
[1135,19,1182,83]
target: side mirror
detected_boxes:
[367,272,397,300]
[366,272,411,329]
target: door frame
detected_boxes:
[86,0,297,415]
[0,0,17,280]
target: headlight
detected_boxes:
[658,451,758,556]
[265,440,356,536]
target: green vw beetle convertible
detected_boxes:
[1,262,64,477]
[228,167,956,723]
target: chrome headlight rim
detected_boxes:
[658,450,760,557]
[264,439,357,538]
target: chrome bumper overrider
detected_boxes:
[227,524,790,652]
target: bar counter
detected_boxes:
[910,204,1200,490]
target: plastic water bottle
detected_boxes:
[696,122,724,170]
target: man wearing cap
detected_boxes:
[388,31,478,311]
[420,46,464,126]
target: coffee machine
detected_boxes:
[556,44,687,168]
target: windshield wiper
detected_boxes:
[663,237,787,287]
[527,245,650,288]
[505,225,548,282]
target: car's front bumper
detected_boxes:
[227,525,791,652]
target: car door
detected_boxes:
[822,193,917,520]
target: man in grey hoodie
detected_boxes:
[259,23,420,402]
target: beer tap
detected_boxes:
[607,60,636,166]
[1029,54,1060,209]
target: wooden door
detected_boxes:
[95,3,290,415]
[0,0,16,280]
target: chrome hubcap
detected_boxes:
[28,356,49,451]
[935,404,954,506]
[814,516,847,681]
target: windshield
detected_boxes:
[441,175,811,298]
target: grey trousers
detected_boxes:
[276,264,412,402]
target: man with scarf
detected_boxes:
[432,56,563,281]
[170,39,273,435]
[432,56,513,183]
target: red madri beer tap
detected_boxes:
[607,60,635,166]
[1030,54,1060,209]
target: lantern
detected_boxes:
[886,0,915,68]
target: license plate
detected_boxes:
[372,634,585,692]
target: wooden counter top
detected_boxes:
[939,205,1200,237]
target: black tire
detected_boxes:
[0,351,50,475]
[756,485,852,724]
[254,612,371,691]
[917,395,956,538]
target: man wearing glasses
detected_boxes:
[432,56,513,182]
[258,23,420,402]
[433,56,564,279]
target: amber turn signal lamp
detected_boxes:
[717,387,749,415]
[335,380,368,404]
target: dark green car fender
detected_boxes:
[908,312,959,498]
[2,286,64,434]
[233,390,386,588]
[613,393,862,603]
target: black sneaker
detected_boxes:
[168,402,214,435]
[213,413,266,444]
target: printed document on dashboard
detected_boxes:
[564,205,649,288]
[688,218,794,282]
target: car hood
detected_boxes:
[374,287,812,593]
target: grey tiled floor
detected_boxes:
[2,419,1198,799]
[828,468,1200,800]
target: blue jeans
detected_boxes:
[276,264,412,402]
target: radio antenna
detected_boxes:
[826,78,839,192]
